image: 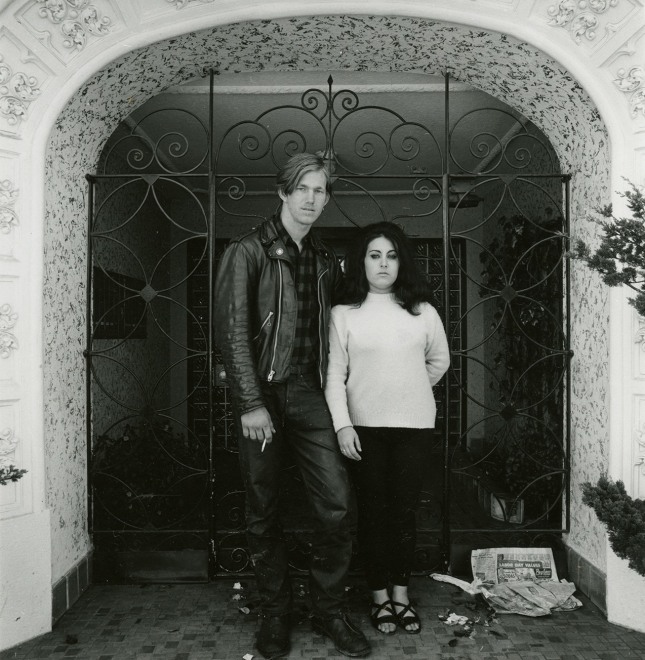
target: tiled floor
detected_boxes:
[2,576,645,660]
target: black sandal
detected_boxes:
[370,600,397,635]
[392,600,421,634]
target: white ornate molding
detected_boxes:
[0,303,18,358]
[0,427,18,467]
[14,1,119,64]
[0,179,18,234]
[634,423,645,480]
[634,314,645,349]
[35,0,112,51]
[636,424,645,449]
[547,0,620,44]
[166,0,214,8]
[0,53,40,126]
[614,66,645,119]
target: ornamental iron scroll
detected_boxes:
[448,110,558,175]
[213,76,444,229]
[100,108,209,175]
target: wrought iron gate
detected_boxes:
[87,73,571,582]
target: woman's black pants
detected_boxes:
[351,426,432,591]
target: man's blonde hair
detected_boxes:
[276,152,332,197]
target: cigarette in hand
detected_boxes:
[261,439,267,452]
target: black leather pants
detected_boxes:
[237,371,352,617]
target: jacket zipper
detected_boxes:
[268,262,283,381]
[317,267,328,386]
[252,311,274,342]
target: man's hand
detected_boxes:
[241,407,276,444]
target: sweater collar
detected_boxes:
[365,292,398,303]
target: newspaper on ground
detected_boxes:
[431,547,582,617]
[471,547,557,584]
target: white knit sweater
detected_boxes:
[325,292,450,431]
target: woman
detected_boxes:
[325,222,450,635]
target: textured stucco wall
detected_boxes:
[43,15,609,583]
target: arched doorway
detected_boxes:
[85,69,570,582]
[5,0,643,644]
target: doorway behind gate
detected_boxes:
[86,71,571,583]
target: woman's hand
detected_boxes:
[337,426,362,461]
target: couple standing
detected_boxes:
[214,153,450,659]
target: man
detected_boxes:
[214,153,370,659]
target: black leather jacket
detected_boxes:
[214,216,343,415]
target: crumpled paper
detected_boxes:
[431,573,582,617]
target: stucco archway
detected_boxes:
[5,0,644,648]
[43,8,609,609]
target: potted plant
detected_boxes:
[476,425,562,524]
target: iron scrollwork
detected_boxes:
[88,75,571,581]
[214,76,445,228]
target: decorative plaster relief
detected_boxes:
[0,426,18,464]
[636,423,645,452]
[15,0,116,62]
[0,28,52,136]
[635,310,645,351]
[166,0,214,8]
[0,423,23,510]
[614,66,645,118]
[547,0,635,47]
[0,179,18,234]
[0,303,17,357]
[0,53,40,126]
[634,412,645,498]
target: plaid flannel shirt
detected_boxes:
[275,220,319,369]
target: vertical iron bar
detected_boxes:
[208,68,217,579]
[327,75,333,164]
[441,71,452,573]
[85,174,95,534]
[564,174,572,532]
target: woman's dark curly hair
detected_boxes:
[341,221,435,315]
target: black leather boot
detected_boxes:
[256,613,291,659]
[312,613,371,657]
